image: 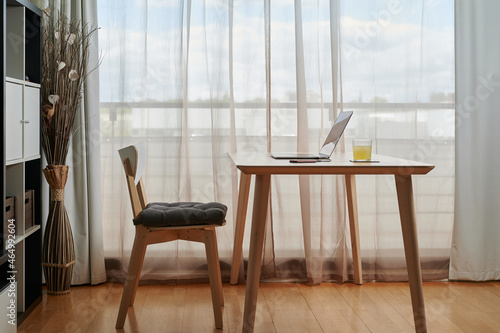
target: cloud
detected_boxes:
[98,0,454,104]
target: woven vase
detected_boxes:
[42,165,75,295]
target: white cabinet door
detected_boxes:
[23,86,40,158]
[5,82,23,161]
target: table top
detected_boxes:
[229,152,435,176]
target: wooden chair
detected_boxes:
[115,143,227,329]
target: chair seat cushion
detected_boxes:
[134,202,227,227]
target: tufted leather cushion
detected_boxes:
[134,202,227,227]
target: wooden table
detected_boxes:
[229,152,434,333]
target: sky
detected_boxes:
[97,0,454,104]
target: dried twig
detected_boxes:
[41,8,99,166]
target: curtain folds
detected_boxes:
[450,0,500,281]
[33,0,106,285]
[98,0,454,284]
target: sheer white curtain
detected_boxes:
[338,0,455,281]
[450,0,500,281]
[98,0,454,284]
[33,0,106,285]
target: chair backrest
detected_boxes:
[118,143,148,219]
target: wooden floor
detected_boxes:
[18,281,500,333]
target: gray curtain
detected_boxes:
[33,0,106,285]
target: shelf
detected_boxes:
[6,155,41,166]
[13,225,41,245]
[4,156,41,166]
[24,81,41,89]
[5,76,40,88]
[5,158,24,167]
[0,252,8,266]
[23,155,41,163]
[6,77,26,85]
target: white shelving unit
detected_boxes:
[2,0,43,330]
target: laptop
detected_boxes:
[270,111,353,159]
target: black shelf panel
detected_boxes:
[24,8,41,84]
[24,228,41,308]
[25,159,41,227]
[0,250,7,266]
[0,260,9,292]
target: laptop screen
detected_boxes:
[319,111,353,157]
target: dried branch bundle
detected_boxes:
[41,9,98,165]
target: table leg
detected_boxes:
[395,175,427,333]
[242,174,271,333]
[230,172,252,285]
[345,174,363,285]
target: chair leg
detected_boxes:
[204,228,224,329]
[116,233,148,329]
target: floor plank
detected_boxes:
[424,282,500,333]
[17,281,500,333]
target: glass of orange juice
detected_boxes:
[352,139,372,161]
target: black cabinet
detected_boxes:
[1,0,43,329]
